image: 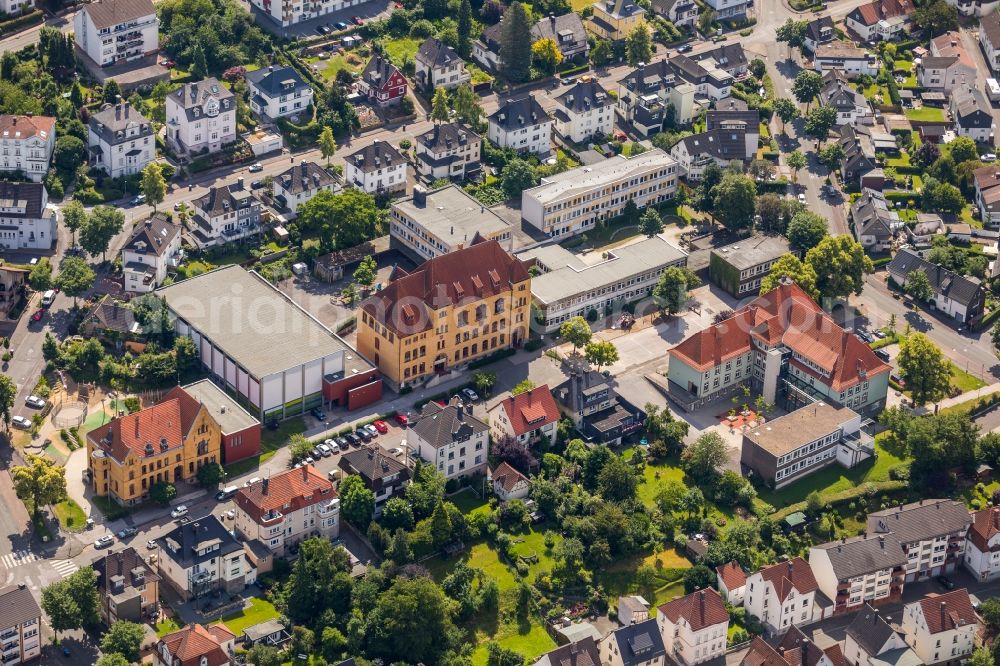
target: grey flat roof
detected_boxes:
[712,235,791,270]
[182,379,259,434]
[745,403,856,457]
[393,184,510,246]
[158,265,363,378]
[517,236,687,305]
[523,149,676,207]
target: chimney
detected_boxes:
[993,507,1000,529]
[302,466,309,481]
[801,639,810,666]
[262,477,269,495]
[237,177,245,190]
[134,416,140,439]
[456,405,465,421]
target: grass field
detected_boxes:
[155,616,186,637]
[308,52,366,81]
[53,499,87,531]
[904,106,946,122]
[214,597,280,635]
[383,37,421,67]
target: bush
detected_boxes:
[524,338,545,352]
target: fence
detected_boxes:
[51,400,88,428]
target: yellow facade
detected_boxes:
[587,3,646,41]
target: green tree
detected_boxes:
[499,2,532,83]
[500,158,537,198]
[683,564,718,593]
[584,340,619,372]
[140,162,167,211]
[591,39,612,66]
[41,581,81,639]
[805,235,873,301]
[12,454,66,518]
[103,78,122,104]
[817,143,844,171]
[61,199,88,246]
[625,22,652,66]
[804,104,838,146]
[296,189,382,253]
[904,270,934,302]
[792,70,822,110]
[55,256,95,308]
[645,403,689,458]
[79,205,125,262]
[454,84,483,126]
[597,454,638,502]
[897,332,951,407]
[786,150,807,183]
[913,0,959,36]
[992,320,1000,356]
[149,481,177,505]
[786,211,828,252]
[431,86,451,123]
[245,645,282,666]
[681,431,728,483]
[775,18,808,48]
[805,490,824,516]
[340,474,375,529]
[353,255,378,290]
[96,655,130,666]
[653,266,701,315]
[511,379,537,396]
[760,254,819,299]
[559,316,592,354]
[381,497,415,532]
[711,172,757,232]
[196,462,224,487]
[473,371,497,396]
[191,43,208,78]
[949,136,978,164]
[319,126,338,165]
[54,135,85,171]
[639,207,663,237]
[0,375,15,431]
[457,0,473,57]
[532,38,563,75]
[773,98,799,134]
[748,158,776,183]
[28,257,53,292]
[321,626,349,662]
[100,620,145,663]
[289,434,314,463]
[366,576,454,665]
[969,647,994,666]
[430,501,453,547]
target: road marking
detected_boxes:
[1,550,37,569]
[50,560,79,578]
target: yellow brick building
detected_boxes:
[358,237,531,390]
[87,386,223,505]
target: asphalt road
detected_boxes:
[0,9,77,54]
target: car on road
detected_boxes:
[146,540,157,550]
[130,194,146,205]
[117,527,137,539]
[11,416,31,429]
[983,153,997,162]
[248,163,264,173]
[363,423,379,438]
[351,15,363,24]
[395,413,409,427]
[25,395,46,409]
[676,43,693,53]
[461,387,480,402]
[215,485,238,501]
[31,309,44,322]
[335,20,348,29]
[389,446,404,456]
[372,419,389,434]
[356,427,374,442]
[937,575,955,590]
[250,180,264,189]
[317,25,330,34]
[94,535,114,549]
[311,407,327,421]
[170,505,189,519]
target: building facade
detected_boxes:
[156,623,235,666]
[344,140,407,195]
[73,0,159,68]
[965,506,1000,581]
[809,534,906,615]
[93,547,161,624]
[708,236,791,297]
[246,66,313,121]
[716,562,747,605]
[414,123,482,182]
[867,500,973,583]
[488,385,560,447]
[359,56,408,107]
[552,80,615,143]
[410,398,489,480]
[0,585,41,666]
[0,115,55,183]
[488,96,552,156]
[122,213,182,293]
[0,182,56,251]
[338,447,411,517]
[656,589,729,666]
[415,38,470,93]
[901,589,978,666]
[165,78,236,156]
[272,160,339,216]
[189,182,262,248]
[156,515,253,601]
[743,558,823,634]
[553,372,645,446]
[844,603,913,666]
[87,102,155,178]
[587,0,646,40]
[886,248,985,326]
[813,43,880,76]
[600,619,666,666]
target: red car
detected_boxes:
[351,15,364,25]
[373,419,389,434]
[395,413,409,427]
[31,309,44,322]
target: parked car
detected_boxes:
[117,527,137,539]
[395,413,409,427]
[874,349,891,363]
[356,428,374,442]
[170,505,189,519]
[364,424,379,438]
[344,432,361,446]
[797,192,807,204]
[25,395,46,409]
[311,407,327,421]
[937,575,955,590]
[351,15,363,24]
[94,535,114,549]
[856,329,873,343]
[319,441,336,456]
[372,419,389,434]
[311,447,323,459]
[461,387,480,402]
[317,25,330,34]
[11,416,31,429]
[983,153,997,162]
[304,455,315,464]
[676,43,693,53]
[250,180,264,189]
[248,163,264,173]
[335,20,348,29]
[335,436,350,449]
[130,194,146,205]
[389,447,404,457]
[31,309,44,322]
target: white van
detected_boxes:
[244,476,261,487]
[987,78,1000,103]
[40,290,55,307]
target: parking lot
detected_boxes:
[293,412,414,483]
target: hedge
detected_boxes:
[524,338,545,352]
[870,256,892,268]
[467,347,516,369]
[976,306,1000,332]
[0,9,42,35]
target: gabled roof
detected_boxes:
[0,181,46,219]
[0,585,41,632]
[847,0,912,26]
[83,0,155,29]
[89,102,154,145]
[741,636,791,666]
[968,506,1000,552]
[194,182,257,218]
[820,70,868,112]
[489,95,550,131]
[417,122,481,153]
[361,55,403,90]
[275,160,337,195]
[676,127,750,162]
[779,626,848,666]
[92,546,161,596]
[805,15,835,43]
[886,250,984,308]
[535,636,601,666]
[124,213,179,257]
[82,296,138,335]
[417,37,464,69]
[410,398,489,450]
[159,622,234,666]
[556,79,613,114]
[973,164,1000,193]
[606,618,665,666]
[246,66,310,97]
[235,465,336,525]
[158,515,243,569]
[932,31,976,70]
[339,446,410,484]
[493,385,560,436]
[756,557,818,602]
[952,87,993,128]
[88,386,203,463]
[983,11,1000,49]
[347,140,405,174]
[657,588,728,632]
[530,13,588,49]
[840,124,876,174]
[852,189,898,239]
[490,461,530,492]
[867,499,974,543]
[914,589,977,634]
[0,114,55,142]
[170,78,234,122]
[716,561,747,591]
[811,533,907,580]
[692,43,748,74]
[846,604,901,658]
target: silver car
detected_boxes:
[25,395,45,409]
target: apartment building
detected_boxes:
[272,160,339,216]
[553,371,645,446]
[0,585,41,665]
[600,619,666,666]
[887,249,985,326]
[0,115,55,182]
[87,102,155,178]
[156,515,254,601]
[92,547,161,624]
[652,0,699,28]
[844,0,913,42]
[743,558,826,634]
[867,500,973,583]
[0,267,26,320]
[344,140,407,195]
[702,0,749,19]
[552,79,615,143]
[415,38,470,93]
[844,604,915,666]
[809,534,906,614]
[488,96,552,156]
[901,589,978,665]
[488,384,560,447]
[708,235,791,297]
[73,0,159,68]
[233,466,340,557]
[165,78,236,156]
[586,0,646,40]
[531,13,589,62]
[656,589,729,666]
[0,182,57,251]
[358,237,528,389]
[517,236,687,332]
[410,397,489,480]
[246,0,362,28]
[246,66,313,121]
[189,181,262,248]
[965,506,1000,581]
[156,623,235,666]
[521,149,678,239]
[813,43,879,76]
[121,213,182,293]
[339,447,411,517]
[389,184,512,260]
[414,123,482,182]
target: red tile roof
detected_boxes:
[495,385,560,437]
[234,465,336,525]
[159,623,233,666]
[850,0,912,25]
[669,280,890,392]
[758,557,818,602]
[361,237,530,336]
[88,386,203,463]
[931,31,976,69]
[0,114,55,141]
[918,589,978,635]
[779,626,848,666]
[852,3,880,25]
[490,461,530,492]
[968,507,1000,552]
[741,636,789,666]
[658,588,729,632]
[716,561,747,591]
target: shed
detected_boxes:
[977,464,993,482]
[784,511,808,532]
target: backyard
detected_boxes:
[213,597,281,635]
[904,106,946,122]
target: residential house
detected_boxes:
[851,189,898,253]
[651,0,698,28]
[702,0,749,19]
[344,140,408,195]
[488,95,553,156]
[618,596,650,626]
[587,0,646,41]
[531,13,590,62]
[79,296,142,349]
[189,181,262,248]
[740,632,847,666]
[901,589,978,665]
[813,43,879,76]
[338,447,411,517]
[0,115,55,182]
[246,0,355,29]
[844,0,913,43]
[867,499,974,582]
[87,102,155,178]
[906,213,946,248]
[670,125,752,180]
[121,213,182,293]
[155,623,235,666]
[358,236,529,388]
[974,164,1000,227]
[73,0,159,68]
[488,462,531,501]
[615,61,697,133]
[92,547,160,624]
[233,466,340,557]
[844,604,915,666]
[359,55,408,107]
[553,371,646,445]
[887,249,986,325]
[716,562,747,605]
[414,122,482,182]
[488,384,560,447]
[165,78,236,156]
[534,637,602,666]
[742,404,876,490]
[743,558,827,634]
[600,619,666,666]
[415,38,470,93]
[473,23,505,71]
[409,397,489,480]
[0,266,26,320]
[691,43,748,78]
[803,16,835,52]
[0,182,56,251]
[666,279,891,414]
[964,506,1000,581]
[950,87,994,144]
[656,589,729,666]
[272,160,339,216]
[708,235,791,298]
[706,102,760,152]
[820,70,872,127]
[809,533,907,614]
[839,125,879,188]
[156,515,253,601]
[980,11,1000,73]
[521,149,678,238]
[0,585,41,665]
[948,0,1000,16]
[388,184,512,260]
[246,66,314,121]
[0,0,31,15]
[919,33,977,91]
[552,79,615,143]
[241,620,291,649]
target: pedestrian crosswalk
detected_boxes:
[0,550,37,569]
[50,559,79,578]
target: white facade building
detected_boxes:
[743,558,822,634]
[73,0,159,68]
[409,398,489,480]
[844,604,913,666]
[189,182,262,248]
[867,500,973,582]
[155,515,254,601]
[901,589,978,665]
[247,0,366,27]
[716,562,747,605]
[246,66,313,121]
[488,385,560,446]
[121,214,182,293]
[87,102,155,178]
[165,78,236,156]
[414,38,470,93]
[965,506,1000,581]
[0,115,55,183]
[552,80,615,143]
[414,123,482,182]
[813,43,880,76]
[488,96,552,156]
[0,585,41,666]
[0,182,56,251]
[656,589,729,666]
[809,534,906,615]
[344,140,408,195]
[272,161,339,217]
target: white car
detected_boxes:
[170,505,188,519]
[94,535,114,549]
[25,395,45,409]
[983,153,998,162]
[797,193,807,204]
[11,415,31,429]
[389,447,404,457]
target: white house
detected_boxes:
[0,182,56,251]
[844,604,914,666]
[0,115,56,183]
[919,32,977,92]
[809,534,906,615]
[981,11,1000,73]
[246,66,313,121]
[951,87,995,144]
[87,102,155,178]
[121,214,181,293]
[415,38,470,94]
[155,515,254,601]
[233,467,340,557]
[651,0,699,28]
[851,189,898,253]
[0,0,31,15]
[73,0,159,68]
[948,0,1000,16]
[488,96,552,156]
[488,385,560,447]
[488,462,531,501]
[189,181,263,248]
[409,398,489,480]
[165,78,236,156]
[701,0,748,19]
[246,0,360,28]
[414,122,482,182]
[344,140,407,195]
[715,562,747,605]
[887,249,985,326]
[0,585,42,666]
[868,500,973,582]
[844,0,913,43]
[656,589,729,666]
[600,619,666,666]
[965,506,1000,581]
[743,558,822,634]
[901,589,978,665]
[819,70,871,127]
[974,165,1000,227]
[531,13,589,62]
[272,161,339,217]
[813,43,879,76]
[552,79,615,143]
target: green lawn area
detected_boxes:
[570,0,591,9]
[886,153,910,168]
[468,64,494,85]
[904,106,946,122]
[940,390,1000,416]
[307,52,366,81]
[960,204,982,229]
[471,623,555,666]
[949,361,987,392]
[53,499,87,531]
[450,488,491,517]
[630,450,738,530]
[155,616,186,637]
[383,38,421,67]
[214,597,280,635]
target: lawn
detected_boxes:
[886,153,910,168]
[450,488,491,517]
[629,450,738,530]
[226,416,306,476]
[53,499,87,531]
[570,0,591,9]
[214,597,280,635]
[308,52,365,81]
[468,64,494,85]
[904,106,946,122]
[471,623,555,666]
[383,38,422,67]
[155,616,186,637]
[950,361,987,392]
